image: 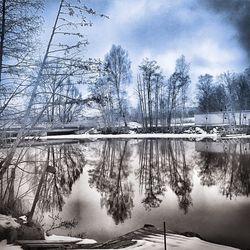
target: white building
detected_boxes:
[195,110,250,126]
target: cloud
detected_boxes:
[78,0,248,105]
[204,0,250,59]
[41,0,249,106]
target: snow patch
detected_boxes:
[0,240,23,250]
[18,216,27,224]
[45,234,97,244]
[0,214,20,229]
[184,127,207,134]
[109,234,239,250]
[129,130,136,134]
[210,127,219,134]
[39,132,217,141]
[76,238,97,244]
[127,122,142,129]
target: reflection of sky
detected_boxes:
[58,140,250,249]
[41,0,248,105]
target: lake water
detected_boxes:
[1,139,250,249]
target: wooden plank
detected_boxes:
[18,240,81,243]
[19,244,70,248]
[17,239,82,247]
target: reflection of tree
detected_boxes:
[89,140,134,224]
[136,139,193,213]
[197,152,228,187]
[197,142,250,199]
[0,166,18,214]
[167,141,193,214]
[137,139,166,210]
[0,146,32,216]
[0,143,86,223]
[28,144,86,220]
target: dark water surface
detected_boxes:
[1,139,250,249]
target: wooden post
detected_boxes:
[164,221,167,250]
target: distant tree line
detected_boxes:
[92,44,250,131]
[197,69,250,113]
[137,56,190,131]
[91,45,191,132]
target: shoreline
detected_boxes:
[34,132,250,141]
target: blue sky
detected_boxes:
[42,0,249,104]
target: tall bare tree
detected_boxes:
[0,0,104,176]
[0,0,42,122]
[103,45,131,127]
[166,55,190,129]
[137,58,163,131]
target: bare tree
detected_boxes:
[89,75,116,130]
[137,58,163,131]
[196,74,214,113]
[175,55,190,126]
[0,0,43,123]
[166,55,190,129]
[38,74,85,126]
[0,0,104,176]
[103,45,131,127]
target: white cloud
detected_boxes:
[80,0,248,106]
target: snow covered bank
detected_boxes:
[0,215,20,229]
[0,216,240,250]
[0,240,23,250]
[0,215,22,249]
[223,134,250,139]
[44,233,239,249]
[38,132,218,141]
[86,225,239,250]
[122,233,239,250]
[45,234,97,244]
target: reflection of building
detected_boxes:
[195,141,250,154]
[194,110,250,126]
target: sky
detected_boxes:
[42,0,249,105]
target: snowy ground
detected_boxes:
[0,214,240,249]
[0,215,22,249]
[18,124,250,142]
[0,241,23,250]
[45,234,97,244]
[109,234,239,250]
[44,233,239,250]
[0,214,20,229]
[0,234,240,250]
[38,132,218,141]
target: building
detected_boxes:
[194,110,250,126]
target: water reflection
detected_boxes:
[28,144,86,220]
[137,139,166,210]
[0,139,250,245]
[137,139,193,213]
[0,143,86,221]
[0,166,22,216]
[196,141,250,199]
[0,145,30,217]
[88,140,134,224]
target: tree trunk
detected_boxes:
[0,0,64,177]
[0,0,6,85]
[28,147,50,222]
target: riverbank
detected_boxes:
[2,124,250,146]
[38,132,219,140]
[14,224,240,249]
